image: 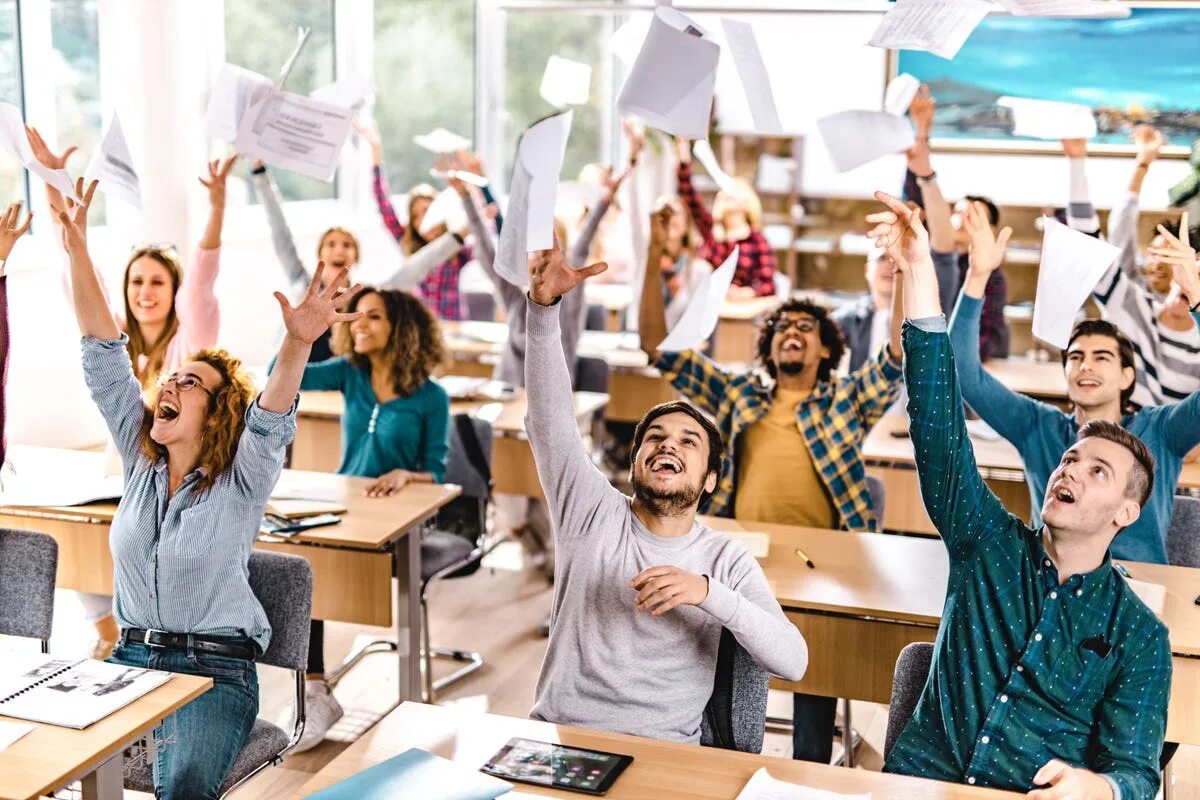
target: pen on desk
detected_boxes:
[794,547,815,569]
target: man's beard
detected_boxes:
[632,474,703,516]
[777,360,806,376]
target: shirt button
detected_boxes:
[1043,559,1051,567]
[1000,694,1009,703]
[981,735,990,744]
[1049,591,1058,599]
[968,777,977,785]
[1016,665,1024,672]
[1035,633,1043,642]
[1075,589,1083,597]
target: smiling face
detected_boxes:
[770,312,829,379]
[1040,437,1141,535]
[630,412,718,516]
[150,360,222,447]
[318,230,358,270]
[865,249,897,302]
[1142,232,1175,296]
[1064,334,1134,414]
[126,256,176,327]
[348,291,393,356]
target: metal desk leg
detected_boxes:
[395,520,422,702]
[80,754,123,800]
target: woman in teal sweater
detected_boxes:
[286,286,450,751]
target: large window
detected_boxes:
[374,0,475,193]
[50,0,103,222]
[224,0,336,203]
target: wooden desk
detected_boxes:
[0,447,459,704]
[703,517,1200,746]
[0,673,210,800]
[292,387,609,500]
[982,359,1068,404]
[863,414,1200,534]
[441,320,507,378]
[292,702,1022,799]
[711,295,780,364]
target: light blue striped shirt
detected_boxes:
[82,335,297,652]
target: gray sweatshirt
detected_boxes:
[524,298,808,743]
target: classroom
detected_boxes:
[0,0,1198,798]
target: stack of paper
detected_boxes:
[1032,218,1119,348]
[868,0,994,61]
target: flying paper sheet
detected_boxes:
[692,139,738,195]
[883,73,921,116]
[657,247,739,353]
[998,96,1098,140]
[868,0,994,61]
[494,163,534,287]
[205,63,274,142]
[720,18,782,135]
[235,90,353,182]
[413,128,472,154]
[611,16,652,66]
[815,110,915,173]
[616,7,719,139]
[85,115,141,209]
[995,0,1131,17]
[418,186,469,239]
[0,104,79,200]
[1033,218,1119,348]
[539,55,592,108]
[310,75,376,111]
[734,767,870,800]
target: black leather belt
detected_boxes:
[121,629,257,661]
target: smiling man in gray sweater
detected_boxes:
[522,239,808,744]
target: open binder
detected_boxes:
[0,652,171,729]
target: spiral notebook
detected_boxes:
[0,652,171,729]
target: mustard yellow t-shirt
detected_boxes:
[733,388,838,528]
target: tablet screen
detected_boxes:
[481,737,632,795]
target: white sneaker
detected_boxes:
[293,680,344,753]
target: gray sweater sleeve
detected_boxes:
[379,233,464,290]
[252,170,310,300]
[462,190,522,310]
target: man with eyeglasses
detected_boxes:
[639,202,906,765]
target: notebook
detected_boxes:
[0,652,171,729]
[304,747,511,799]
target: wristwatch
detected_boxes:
[915,171,938,186]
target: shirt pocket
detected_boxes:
[175,502,224,559]
[1046,642,1114,711]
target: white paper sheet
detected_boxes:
[735,768,871,800]
[418,186,469,238]
[883,73,921,116]
[868,0,993,60]
[0,103,79,200]
[995,0,1131,17]
[998,96,1098,140]
[310,75,376,111]
[235,90,353,182]
[205,63,274,142]
[611,16,652,66]
[657,247,739,352]
[692,139,738,195]
[0,720,33,753]
[413,127,472,154]
[1033,218,1119,348]
[539,54,592,108]
[720,18,782,135]
[494,162,534,287]
[616,7,719,139]
[815,109,915,173]
[1123,577,1167,615]
[85,115,141,209]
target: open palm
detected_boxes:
[865,192,930,274]
[528,236,607,306]
[274,263,363,344]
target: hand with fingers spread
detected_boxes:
[199,155,238,208]
[963,200,1013,279]
[629,566,708,616]
[364,469,415,498]
[1133,124,1163,166]
[1026,759,1114,800]
[353,117,383,166]
[528,236,607,307]
[57,178,99,256]
[1148,211,1199,308]
[25,126,77,171]
[0,201,32,264]
[866,191,941,320]
[273,262,364,345]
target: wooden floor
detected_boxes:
[29,540,1200,798]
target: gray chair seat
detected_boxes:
[125,719,289,793]
[421,530,476,582]
[700,628,768,753]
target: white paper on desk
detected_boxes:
[85,115,141,209]
[0,103,79,200]
[720,18,782,136]
[998,96,1097,140]
[1123,577,1167,615]
[413,127,472,154]
[205,63,274,142]
[657,247,738,353]
[235,90,353,182]
[868,0,993,61]
[539,54,592,108]
[1033,218,1119,348]
[0,720,33,753]
[418,186,469,239]
[692,139,737,195]
[616,7,719,139]
[310,74,376,111]
[815,109,915,173]
[995,0,1131,17]
[883,73,921,116]
[735,768,871,800]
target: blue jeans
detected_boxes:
[109,641,258,800]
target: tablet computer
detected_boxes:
[480,737,633,796]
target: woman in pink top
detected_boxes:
[29,127,237,655]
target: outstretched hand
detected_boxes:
[963,200,1012,278]
[0,201,32,264]
[25,126,77,171]
[57,178,99,256]
[908,83,936,139]
[1149,211,1198,306]
[528,236,607,306]
[865,191,931,274]
[273,262,364,344]
[1133,124,1163,165]
[199,155,238,207]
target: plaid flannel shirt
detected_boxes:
[676,162,776,297]
[655,345,902,530]
[372,165,469,320]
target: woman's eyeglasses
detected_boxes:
[157,372,213,396]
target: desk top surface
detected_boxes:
[0,673,210,800]
[982,359,1067,400]
[291,701,1023,799]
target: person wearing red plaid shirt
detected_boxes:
[674,138,777,299]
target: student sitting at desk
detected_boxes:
[524,235,807,743]
[639,203,904,764]
[60,177,362,799]
[832,244,898,373]
[872,189,1170,800]
[0,201,29,466]
[652,195,713,330]
[282,286,450,752]
[949,201,1200,564]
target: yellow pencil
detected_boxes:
[794,547,815,569]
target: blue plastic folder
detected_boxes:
[303,748,512,799]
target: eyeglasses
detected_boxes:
[157,372,213,396]
[771,317,818,335]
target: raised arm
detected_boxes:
[379,231,464,291]
[1148,218,1200,451]
[1110,126,1163,283]
[371,163,407,245]
[176,156,238,350]
[0,201,30,466]
[25,126,76,227]
[1060,139,1101,235]
[58,180,119,340]
[251,164,310,298]
[906,86,955,255]
[675,139,715,247]
[637,205,673,359]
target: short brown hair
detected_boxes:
[1062,320,1138,413]
[631,401,724,505]
[1076,419,1155,508]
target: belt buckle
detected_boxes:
[141,628,168,648]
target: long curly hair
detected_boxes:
[123,247,182,388]
[755,298,846,384]
[332,288,444,396]
[139,348,256,494]
[401,185,438,256]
